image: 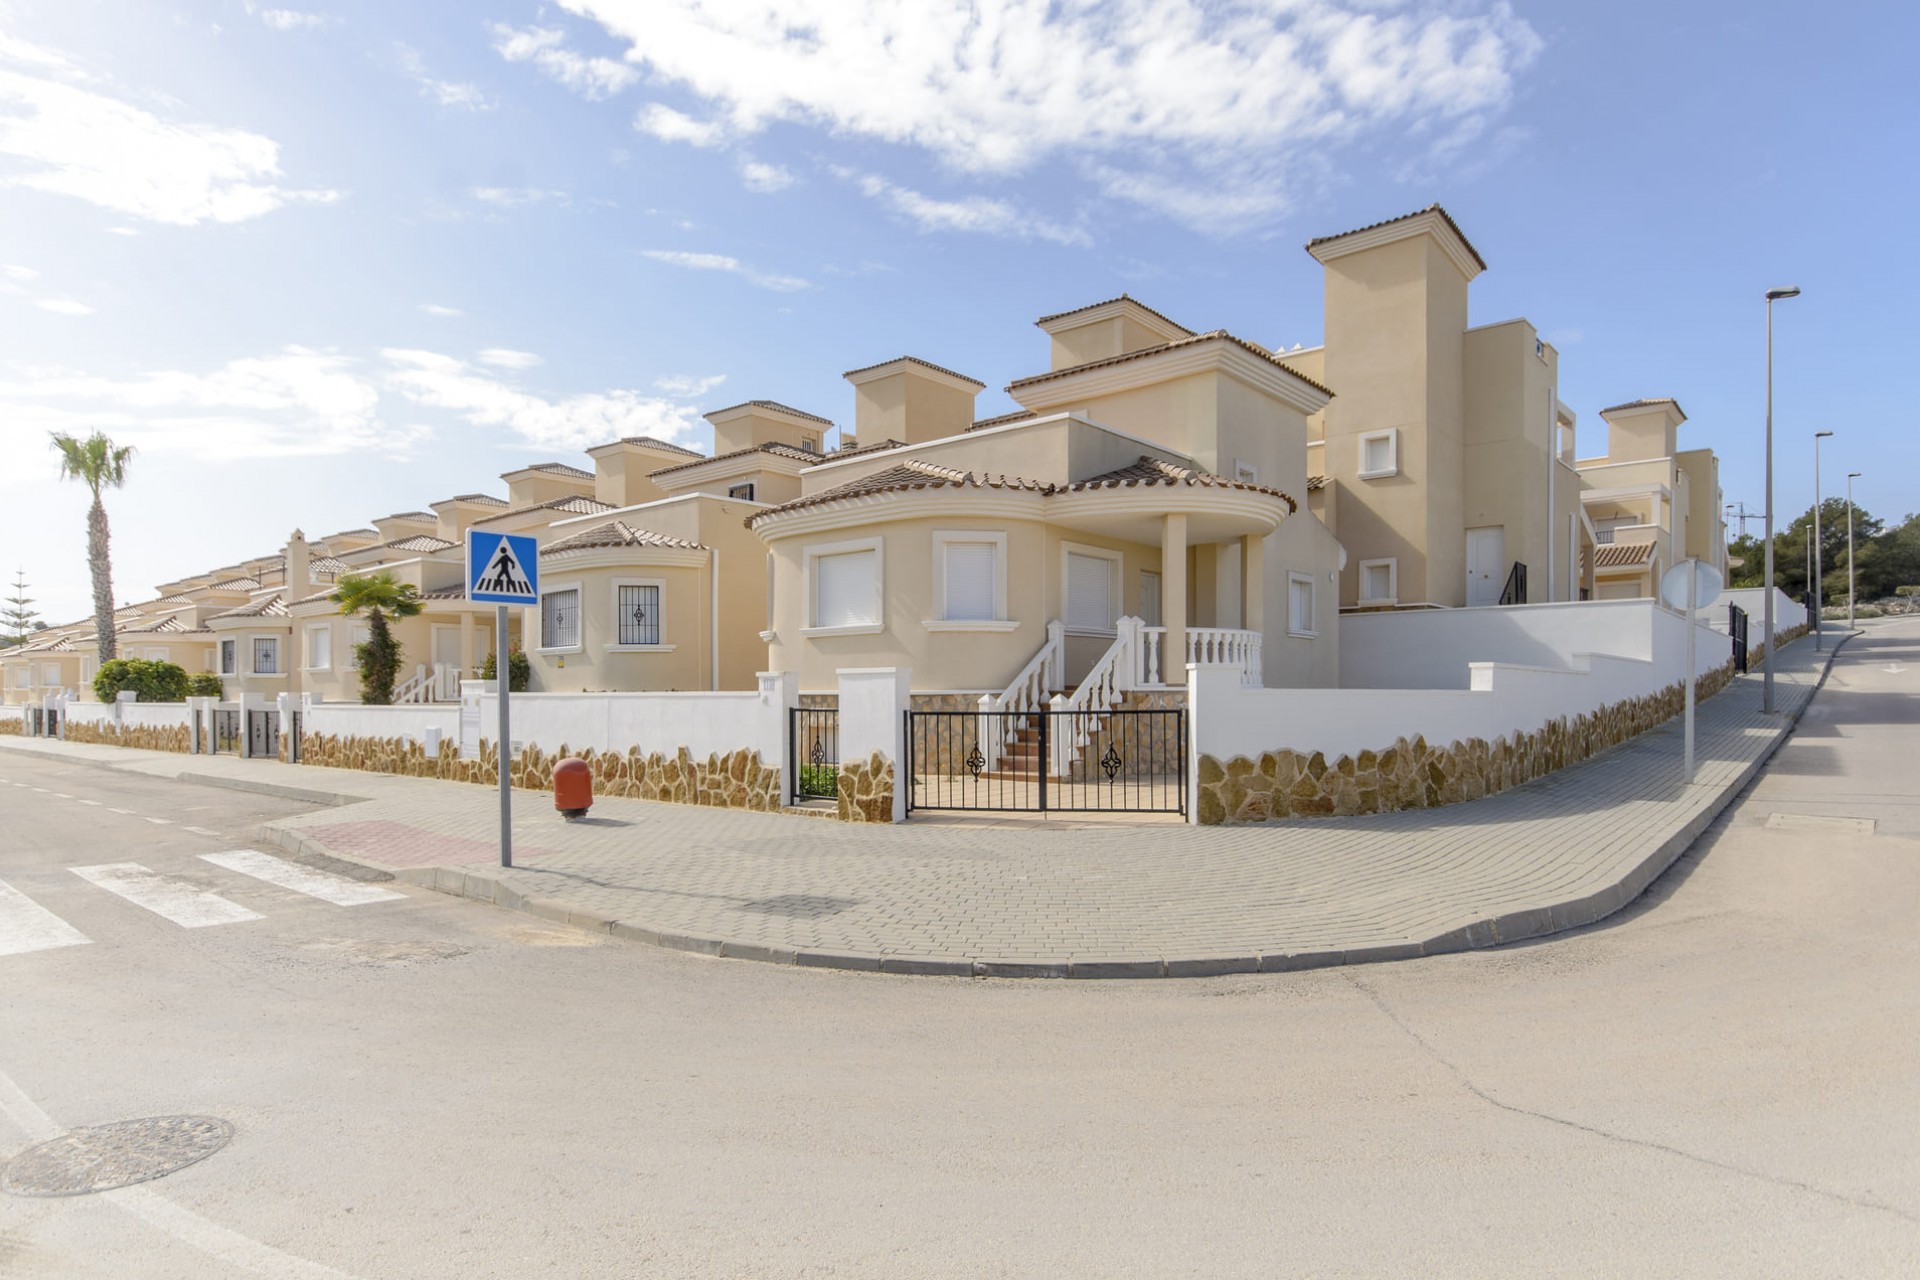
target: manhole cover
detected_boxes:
[2,1116,233,1197]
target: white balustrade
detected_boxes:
[1185,628,1263,687]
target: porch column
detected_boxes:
[1162,512,1188,678]
[460,612,476,677]
[1240,533,1265,635]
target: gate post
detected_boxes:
[836,667,910,823]
[757,670,798,804]
[1185,661,1242,826]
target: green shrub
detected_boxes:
[479,646,531,692]
[797,763,839,797]
[186,672,224,698]
[92,658,189,703]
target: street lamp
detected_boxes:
[1814,430,1833,650]
[1847,471,1863,628]
[1762,286,1800,712]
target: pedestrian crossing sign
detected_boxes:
[466,530,540,605]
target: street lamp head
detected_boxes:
[1848,471,1862,479]
[1816,430,1834,439]
[1766,286,1802,301]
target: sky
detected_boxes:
[2,0,1915,625]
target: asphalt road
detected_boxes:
[2,619,1917,1278]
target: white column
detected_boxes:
[460,612,476,678]
[1163,513,1188,678]
[1240,533,1265,641]
[837,666,912,823]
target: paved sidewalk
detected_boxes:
[0,634,1844,977]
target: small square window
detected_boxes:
[800,436,817,453]
[1287,572,1317,637]
[251,637,279,674]
[1358,558,1397,604]
[1359,430,1398,480]
[728,482,756,501]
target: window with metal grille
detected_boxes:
[252,637,279,674]
[942,541,995,620]
[541,588,579,648]
[220,639,237,674]
[728,482,755,501]
[618,584,660,645]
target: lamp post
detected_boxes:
[1813,430,1833,650]
[1762,286,1800,711]
[1847,471,1863,628]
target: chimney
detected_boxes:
[286,529,311,604]
[841,357,983,446]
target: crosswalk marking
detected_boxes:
[144,817,174,826]
[0,879,92,957]
[77,799,101,807]
[69,863,262,929]
[199,851,405,907]
[185,826,221,837]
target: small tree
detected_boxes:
[2,568,38,647]
[50,431,135,663]
[331,571,423,704]
[93,658,189,703]
[186,671,225,698]
[479,646,531,692]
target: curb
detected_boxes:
[0,739,370,809]
[249,633,1849,980]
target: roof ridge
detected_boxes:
[1034,293,1196,336]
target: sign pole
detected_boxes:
[1684,559,1697,784]
[496,603,512,868]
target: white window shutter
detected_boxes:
[815,550,878,627]
[1065,553,1113,630]
[943,542,995,620]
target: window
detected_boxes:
[350,623,371,648]
[541,587,580,650]
[617,584,661,646]
[801,435,818,453]
[1233,459,1259,484]
[810,547,880,631]
[926,531,1011,630]
[140,646,169,662]
[1064,547,1118,632]
[1358,558,1397,604]
[728,482,756,501]
[1288,572,1317,637]
[40,663,60,686]
[1359,429,1398,479]
[251,636,279,674]
[220,639,237,675]
[305,625,331,670]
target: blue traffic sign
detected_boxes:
[466,530,540,605]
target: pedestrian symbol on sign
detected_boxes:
[481,541,530,596]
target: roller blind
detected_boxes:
[814,550,878,628]
[943,542,995,620]
[1065,552,1113,630]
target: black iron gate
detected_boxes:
[247,709,278,759]
[789,706,839,802]
[1729,603,1750,674]
[288,710,303,763]
[212,708,240,754]
[907,708,1186,815]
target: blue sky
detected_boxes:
[2,0,1914,623]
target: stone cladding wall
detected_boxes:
[59,718,193,753]
[836,750,895,823]
[0,717,20,737]
[298,733,783,812]
[1196,661,1740,825]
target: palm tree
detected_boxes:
[330,570,424,704]
[50,431,135,663]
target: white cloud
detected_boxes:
[419,303,463,317]
[634,103,726,147]
[640,249,808,292]
[568,0,1542,232]
[652,373,726,398]
[382,349,704,451]
[471,186,570,208]
[848,171,1088,246]
[478,348,543,370]
[491,24,638,100]
[0,42,342,225]
[247,5,331,32]
[0,347,409,459]
[36,297,91,316]
[1,264,37,283]
[738,159,794,193]
[104,226,139,236]
[394,43,490,111]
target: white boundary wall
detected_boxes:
[303,703,459,746]
[120,702,193,732]
[0,704,23,729]
[1702,587,1806,636]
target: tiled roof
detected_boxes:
[1594,541,1657,569]
[444,493,509,506]
[1599,397,1687,418]
[379,510,437,522]
[207,576,262,592]
[155,594,195,606]
[604,435,705,457]
[209,595,288,620]
[1006,330,1334,399]
[471,495,615,524]
[309,555,349,575]
[825,437,907,460]
[522,461,595,479]
[367,534,458,554]
[1305,204,1488,272]
[120,616,190,634]
[703,400,833,427]
[749,460,1049,526]
[649,441,819,478]
[1034,294,1194,337]
[1307,475,1327,492]
[969,410,1036,432]
[322,529,378,540]
[542,520,708,556]
[1065,456,1297,513]
[414,587,471,601]
[841,355,985,389]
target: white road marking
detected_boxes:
[0,879,91,957]
[49,792,72,799]
[0,1065,364,1279]
[69,864,262,928]
[199,851,404,907]
[185,825,221,837]
[108,807,135,814]
[144,817,174,825]
[76,799,101,806]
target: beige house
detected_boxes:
[1576,399,1727,599]
[1279,206,1596,611]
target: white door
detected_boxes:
[431,625,460,669]
[1139,571,1162,627]
[1466,526,1505,606]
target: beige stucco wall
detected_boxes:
[1461,319,1580,603]
[505,469,595,508]
[1676,448,1724,568]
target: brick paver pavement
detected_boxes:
[0,635,1840,977]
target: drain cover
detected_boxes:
[2,1116,233,1197]
[1765,813,1877,835]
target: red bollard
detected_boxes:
[553,757,593,821]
